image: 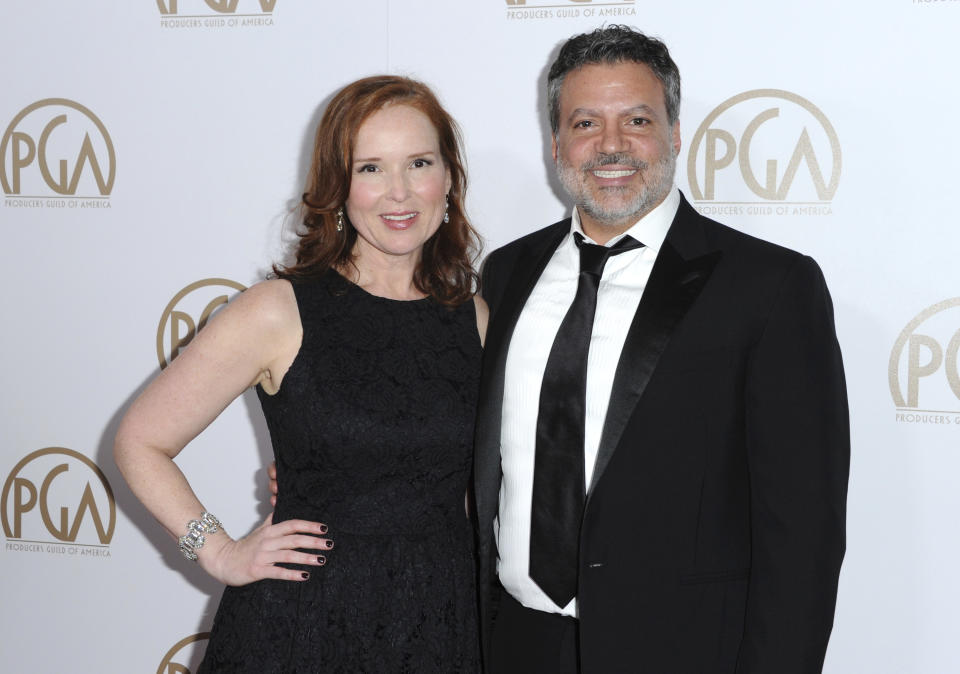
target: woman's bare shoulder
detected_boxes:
[228,278,299,332]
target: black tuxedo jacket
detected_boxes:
[473,195,849,674]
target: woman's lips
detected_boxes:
[381,212,418,230]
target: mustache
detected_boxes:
[580,153,648,171]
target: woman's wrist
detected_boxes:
[178,511,224,561]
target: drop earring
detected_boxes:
[443,196,450,224]
[336,208,344,232]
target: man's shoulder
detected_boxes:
[480,218,569,308]
[486,218,570,264]
[683,207,836,307]
[687,205,808,269]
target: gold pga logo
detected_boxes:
[157,0,277,14]
[2,447,116,554]
[686,89,840,216]
[1,98,115,205]
[157,0,277,28]
[505,0,635,19]
[889,298,960,424]
[157,632,210,674]
[157,278,246,369]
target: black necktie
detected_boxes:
[529,232,644,607]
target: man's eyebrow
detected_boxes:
[567,104,658,121]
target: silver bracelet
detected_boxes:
[178,511,222,562]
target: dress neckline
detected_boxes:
[330,268,432,305]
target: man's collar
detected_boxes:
[571,186,679,251]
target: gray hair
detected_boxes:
[547,25,681,133]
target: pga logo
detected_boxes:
[889,298,960,412]
[687,89,840,205]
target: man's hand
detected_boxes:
[268,461,278,506]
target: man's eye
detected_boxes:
[573,120,594,129]
[630,118,649,126]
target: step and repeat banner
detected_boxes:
[2,1,958,672]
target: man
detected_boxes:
[474,25,849,673]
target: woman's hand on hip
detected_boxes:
[200,512,332,586]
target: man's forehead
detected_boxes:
[559,62,666,113]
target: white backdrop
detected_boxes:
[2,1,959,672]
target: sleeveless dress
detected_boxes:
[199,270,482,673]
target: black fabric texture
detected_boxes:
[199,269,482,673]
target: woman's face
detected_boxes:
[345,104,452,265]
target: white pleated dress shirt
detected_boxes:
[496,187,680,617]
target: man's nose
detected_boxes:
[598,124,629,155]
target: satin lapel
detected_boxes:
[586,240,721,497]
[474,223,569,528]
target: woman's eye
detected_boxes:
[412,158,433,168]
[358,164,378,173]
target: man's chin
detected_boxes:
[581,199,647,226]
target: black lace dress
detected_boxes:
[199,270,481,673]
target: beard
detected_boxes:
[556,149,676,227]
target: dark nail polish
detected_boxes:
[301,572,310,580]
[325,540,334,549]
[317,555,326,565]
[319,524,328,534]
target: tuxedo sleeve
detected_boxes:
[479,248,508,316]
[737,255,850,673]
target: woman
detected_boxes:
[114,75,486,672]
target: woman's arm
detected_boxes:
[114,279,330,585]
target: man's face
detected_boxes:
[552,60,681,242]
